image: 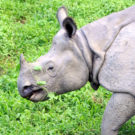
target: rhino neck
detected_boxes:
[76,29,100,90]
[77,30,92,71]
[76,30,99,89]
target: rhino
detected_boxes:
[17,5,135,135]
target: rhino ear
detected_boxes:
[63,17,77,38]
[20,54,28,69]
[57,6,68,27]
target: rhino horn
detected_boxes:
[20,54,28,69]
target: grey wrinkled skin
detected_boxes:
[17,6,135,134]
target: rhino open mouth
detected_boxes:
[29,89,47,102]
[23,86,48,102]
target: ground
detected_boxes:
[0,0,135,134]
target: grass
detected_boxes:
[0,0,135,134]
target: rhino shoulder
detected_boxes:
[99,22,135,96]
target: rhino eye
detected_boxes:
[48,66,54,70]
[46,62,56,77]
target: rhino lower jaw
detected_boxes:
[29,89,48,102]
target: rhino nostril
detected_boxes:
[24,85,31,90]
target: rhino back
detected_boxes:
[99,22,135,96]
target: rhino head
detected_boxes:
[17,7,92,102]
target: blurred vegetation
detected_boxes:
[0,0,135,134]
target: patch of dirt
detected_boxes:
[92,95,103,104]
[16,16,26,24]
[0,66,4,76]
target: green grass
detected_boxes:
[0,0,135,134]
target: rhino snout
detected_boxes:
[18,84,48,102]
